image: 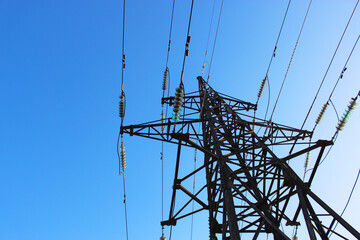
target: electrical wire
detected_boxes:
[269,0,313,122]
[312,34,360,133]
[122,172,129,240]
[161,2,176,237]
[305,134,338,175]
[257,0,292,106]
[117,131,129,240]
[206,0,224,83]
[179,0,195,88]
[169,225,173,240]
[257,0,292,129]
[171,0,194,130]
[120,0,126,96]
[201,0,216,77]
[329,99,340,122]
[329,169,360,238]
[117,0,129,239]
[199,0,224,116]
[299,0,359,131]
[166,0,176,70]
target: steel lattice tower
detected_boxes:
[121,76,360,240]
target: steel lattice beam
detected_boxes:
[121,76,360,240]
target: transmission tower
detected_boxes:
[120,76,360,240]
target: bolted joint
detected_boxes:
[173,179,181,189]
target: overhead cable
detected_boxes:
[299,0,359,131]
[257,0,292,108]
[117,0,129,239]
[269,0,313,122]
[201,0,216,77]
[206,0,225,83]
[312,34,360,133]
[329,169,360,238]
[289,0,359,154]
[179,0,195,88]
[161,1,176,239]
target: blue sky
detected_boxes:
[1,0,360,239]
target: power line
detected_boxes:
[120,0,126,94]
[289,1,359,154]
[312,34,360,133]
[329,169,360,238]
[299,0,359,131]
[199,0,224,116]
[255,0,292,134]
[256,0,292,106]
[166,0,176,69]
[201,0,216,77]
[206,0,224,83]
[179,0,195,88]
[161,2,176,239]
[117,0,128,239]
[121,171,129,240]
[269,0,313,122]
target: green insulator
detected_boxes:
[257,77,266,98]
[119,95,125,118]
[336,97,357,131]
[315,103,328,125]
[292,236,298,240]
[120,143,126,171]
[162,69,168,91]
[172,112,180,122]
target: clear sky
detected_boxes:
[0,0,360,239]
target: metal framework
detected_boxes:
[121,76,360,240]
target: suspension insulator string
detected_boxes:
[161,111,166,133]
[119,93,126,119]
[120,141,126,172]
[162,68,169,92]
[257,77,267,99]
[315,102,328,126]
[303,139,311,180]
[310,101,329,133]
[334,92,358,138]
[304,150,310,170]
[172,87,184,123]
[254,76,266,126]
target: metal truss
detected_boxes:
[121,76,360,240]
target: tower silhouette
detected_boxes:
[121,76,360,240]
